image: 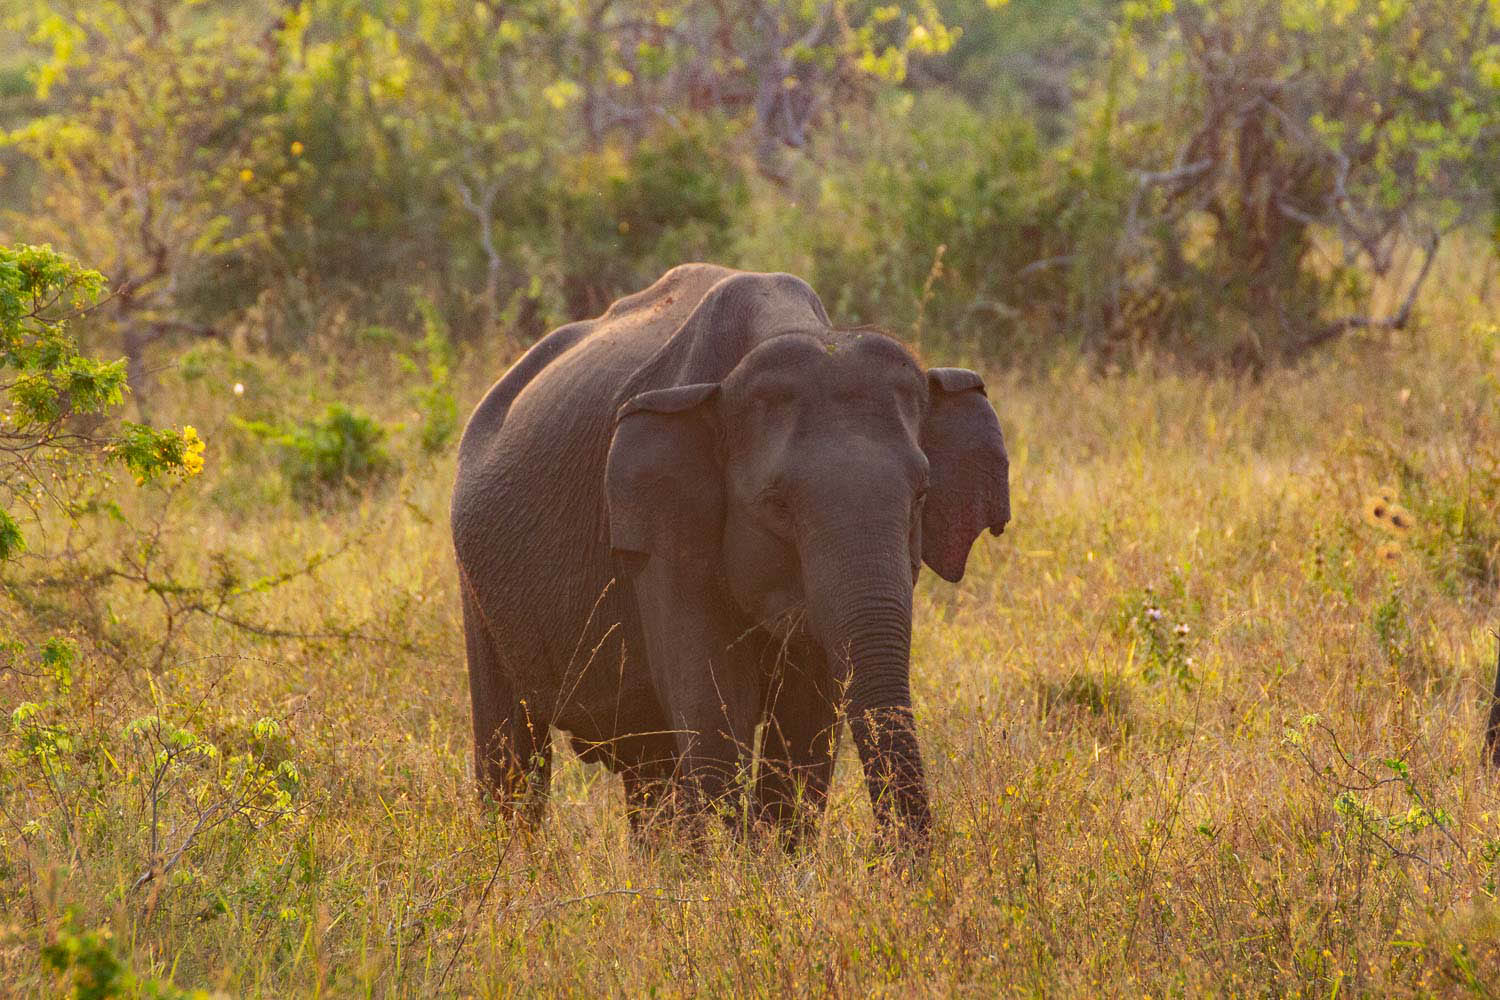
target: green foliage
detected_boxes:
[558,125,750,319]
[0,508,22,561]
[40,919,128,1000]
[3,0,974,355]
[1,244,203,560]
[8,631,305,953]
[110,423,205,484]
[121,713,304,832]
[4,3,302,374]
[39,636,76,692]
[928,0,1114,131]
[740,92,1065,355]
[6,0,1495,370]
[738,0,1499,367]
[39,911,216,999]
[1,243,112,419]
[1330,750,1454,842]
[238,404,394,501]
[1089,0,1500,365]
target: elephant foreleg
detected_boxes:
[756,653,838,850]
[632,558,761,833]
[672,682,761,835]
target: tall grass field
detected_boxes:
[4,252,1500,997]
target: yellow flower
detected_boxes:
[542,79,582,110]
[239,168,254,183]
[180,426,206,477]
[290,140,304,157]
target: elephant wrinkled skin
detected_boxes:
[450,264,1010,852]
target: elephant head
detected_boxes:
[605,328,1009,849]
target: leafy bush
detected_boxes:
[8,630,303,996]
[1086,0,1500,367]
[237,404,394,502]
[738,92,1066,357]
[40,912,215,999]
[1,244,203,560]
[556,124,750,320]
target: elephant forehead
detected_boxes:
[725,331,922,401]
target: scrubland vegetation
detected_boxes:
[4,0,1500,995]
[4,245,1498,996]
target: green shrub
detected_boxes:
[237,404,393,502]
[1,244,204,560]
[40,912,214,999]
[737,92,1066,358]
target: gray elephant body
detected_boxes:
[451,264,1009,848]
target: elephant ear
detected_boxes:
[920,368,1010,583]
[605,383,723,580]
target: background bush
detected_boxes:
[4,0,1492,378]
[237,404,394,503]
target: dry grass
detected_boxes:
[4,258,1500,996]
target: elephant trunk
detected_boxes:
[802,524,931,851]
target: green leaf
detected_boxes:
[0,508,24,561]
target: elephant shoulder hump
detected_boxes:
[456,320,594,465]
[622,270,831,394]
[600,263,739,323]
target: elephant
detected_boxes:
[450,264,1009,852]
